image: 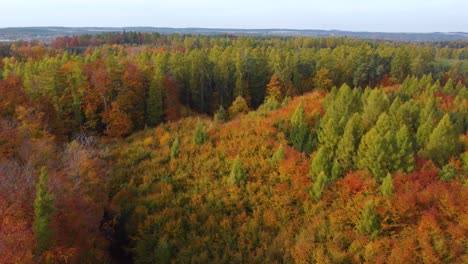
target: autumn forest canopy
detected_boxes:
[0,32,467,263]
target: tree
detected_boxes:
[381,173,394,197]
[107,102,133,138]
[193,120,208,145]
[170,138,180,159]
[34,167,55,252]
[310,171,328,201]
[270,144,285,165]
[423,114,459,166]
[228,157,247,186]
[313,68,333,91]
[265,74,283,102]
[394,125,415,173]
[310,147,331,181]
[214,105,227,122]
[289,103,313,153]
[228,96,249,118]
[357,200,381,239]
[438,164,460,182]
[147,67,164,126]
[336,114,363,173]
[362,89,390,128]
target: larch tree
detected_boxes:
[310,171,328,201]
[381,173,394,197]
[146,67,164,126]
[423,114,459,166]
[357,200,381,239]
[265,74,283,102]
[310,147,331,181]
[289,103,313,153]
[229,157,247,186]
[34,167,55,253]
[193,119,208,145]
[394,125,415,173]
[336,113,363,173]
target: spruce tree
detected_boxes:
[193,120,208,145]
[381,173,394,197]
[357,200,381,239]
[229,157,247,186]
[424,114,459,166]
[34,167,55,252]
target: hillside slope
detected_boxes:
[108,89,467,263]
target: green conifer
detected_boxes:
[34,167,55,252]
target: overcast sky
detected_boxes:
[1,0,467,33]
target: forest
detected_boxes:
[0,32,467,263]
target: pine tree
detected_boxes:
[34,167,55,252]
[357,200,381,239]
[289,103,311,153]
[228,157,247,186]
[381,173,394,197]
[394,125,415,173]
[193,120,208,145]
[310,147,331,181]
[170,138,180,159]
[424,114,459,166]
[310,171,328,201]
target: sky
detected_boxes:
[1,0,467,33]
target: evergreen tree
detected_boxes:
[228,96,249,118]
[424,114,459,166]
[336,114,363,172]
[214,105,227,122]
[394,125,415,173]
[331,160,343,181]
[310,147,331,181]
[438,164,460,182]
[416,115,435,149]
[228,157,247,186]
[362,89,390,129]
[381,173,394,197]
[147,67,164,126]
[289,103,312,153]
[270,144,285,165]
[193,120,208,145]
[357,200,381,239]
[310,171,328,201]
[170,138,180,159]
[34,167,55,252]
[357,128,392,181]
[317,117,343,157]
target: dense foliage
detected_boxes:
[0,33,466,263]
